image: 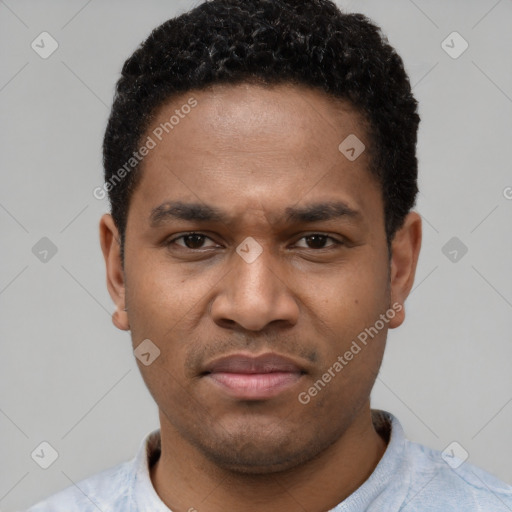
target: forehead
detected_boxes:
[151,82,368,156]
[128,82,382,231]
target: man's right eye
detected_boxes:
[166,233,219,250]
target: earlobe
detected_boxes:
[99,213,130,331]
[112,307,130,331]
[388,211,422,329]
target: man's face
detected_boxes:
[102,83,411,473]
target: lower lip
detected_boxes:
[205,371,303,400]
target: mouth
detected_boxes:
[201,352,306,400]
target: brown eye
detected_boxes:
[168,233,217,249]
[181,234,206,249]
[295,234,340,249]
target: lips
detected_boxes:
[202,353,305,400]
[203,353,304,374]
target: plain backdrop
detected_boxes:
[1,0,511,510]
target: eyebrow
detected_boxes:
[150,202,226,227]
[149,200,362,228]
[284,201,361,223]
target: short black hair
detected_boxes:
[102,0,420,265]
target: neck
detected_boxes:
[150,405,388,512]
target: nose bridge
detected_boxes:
[234,238,277,295]
[210,238,299,331]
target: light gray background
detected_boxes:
[1,0,511,510]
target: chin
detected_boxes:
[205,448,306,475]
[196,431,327,475]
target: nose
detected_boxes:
[210,244,300,331]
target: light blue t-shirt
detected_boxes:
[26,410,512,511]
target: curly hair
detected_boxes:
[102,0,420,264]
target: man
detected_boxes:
[27,0,512,510]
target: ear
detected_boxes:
[99,213,130,331]
[388,211,422,329]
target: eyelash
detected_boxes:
[165,232,344,250]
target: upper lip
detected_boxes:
[202,352,305,375]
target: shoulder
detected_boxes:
[25,428,161,512]
[402,438,512,510]
[25,459,134,512]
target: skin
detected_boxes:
[100,83,422,512]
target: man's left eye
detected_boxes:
[294,234,341,249]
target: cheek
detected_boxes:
[306,258,389,395]
[316,261,389,330]
[126,257,207,335]
[136,357,202,436]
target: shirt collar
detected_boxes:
[131,426,169,510]
[332,409,410,511]
[129,409,409,511]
